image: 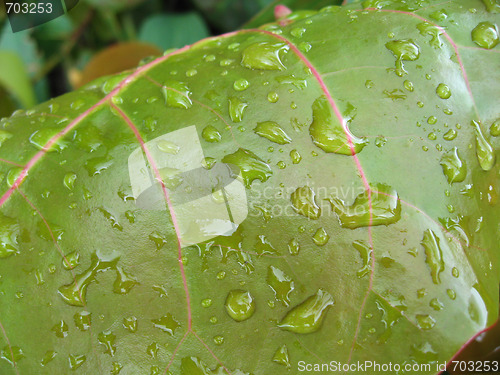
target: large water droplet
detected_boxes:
[222,148,272,188]
[374,294,406,343]
[228,97,248,122]
[68,354,86,370]
[417,22,443,48]
[0,213,20,259]
[98,331,116,356]
[225,289,256,322]
[440,147,466,184]
[421,229,444,284]
[385,39,420,76]
[312,227,329,246]
[151,313,180,335]
[416,314,436,330]
[267,266,294,306]
[272,345,291,368]
[241,42,289,70]
[471,21,499,49]
[74,311,91,331]
[328,183,401,228]
[161,81,192,109]
[309,96,366,155]
[353,240,372,278]
[472,120,495,170]
[233,78,249,91]
[58,253,119,306]
[29,128,68,152]
[436,83,451,99]
[254,121,291,144]
[278,289,334,333]
[52,320,69,338]
[290,186,321,219]
[202,125,221,143]
[113,266,138,294]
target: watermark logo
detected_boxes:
[3,0,79,32]
[128,125,248,247]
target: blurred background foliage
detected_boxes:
[0,0,498,370]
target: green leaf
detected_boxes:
[0,0,499,374]
[0,51,36,108]
[139,12,210,51]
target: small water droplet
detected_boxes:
[98,331,116,356]
[201,298,212,308]
[29,128,68,152]
[288,238,300,255]
[123,316,137,332]
[151,314,180,335]
[113,266,138,294]
[490,118,500,136]
[52,320,69,338]
[222,148,272,188]
[403,80,414,91]
[74,311,91,331]
[161,81,192,109]
[68,354,86,370]
[353,240,372,278]
[443,129,457,140]
[201,125,222,143]
[41,350,57,366]
[62,252,80,270]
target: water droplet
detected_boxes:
[147,342,159,358]
[328,183,401,228]
[472,120,495,170]
[353,240,372,278]
[417,22,443,48]
[276,74,307,89]
[199,298,212,308]
[58,253,119,306]
[233,78,249,91]
[63,173,77,190]
[74,311,91,331]
[61,252,80,270]
[267,91,279,103]
[403,80,414,91]
[490,118,500,136]
[267,266,294,306]
[278,289,334,334]
[98,208,123,231]
[29,128,68,152]
[151,313,180,335]
[84,156,113,176]
[416,314,436,330]
[288,238,300,255]
[241,42,289,70]
[111,362,123,375]
[440,147,467,183]
[52,320,69,338]
[421,229,444,284]
[436,83,451,99]
[201,125,221,143]
[68,354,86,370]
[385,39,420,76]
[123,316,137,332]
[113,266,138,294]
[471,21,499,49]
[290,186,321,219]
[228,97,248,122]
[443,129,457,140]
[41,350,57,366]
[149,231,167,250]
[447,288,456,300]
[291,27,306,37]
[98,331,116,356]
[272,345,290,368]
[225,289,256,322]
[222,148,272,188]
[427,116,437,125]
[204,54,216,62]
[299,42,312,52]
[254,121,291,144]
[312,227,329,246]
[309,96,366,155]
[365,80,374,88]
[214,335,224,345]
[201,157,216,170]
[375,136,387,147]
[290,149,302,164]
[157,140,180,154]
[186,69,197,77]
[161,81,192,109]
[0,213,20,258]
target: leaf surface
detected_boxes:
[0,1,499,374]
